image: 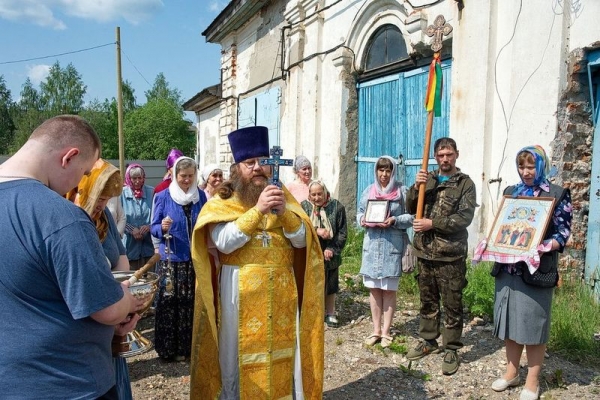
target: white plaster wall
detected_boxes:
[564,0,597,49]
[207,0,599,245]
[197,106,222,173]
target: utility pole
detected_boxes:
[116,27,125,175]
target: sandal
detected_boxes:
[364,334,381,346]
[380,335,394,348]
[325,315,339,328]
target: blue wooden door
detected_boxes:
[356,62,452,207]
[585,50,600,301]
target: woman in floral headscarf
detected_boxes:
[490,146,572,400]
[357,156,413,348]
[121,164,155,270]
[70,159,138,400]
[301,180,348,328]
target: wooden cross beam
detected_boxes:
[259,146,293,188]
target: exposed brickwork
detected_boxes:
[553,43,600,281]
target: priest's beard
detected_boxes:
[233,173,269,208]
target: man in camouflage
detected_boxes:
[406,137,476,375]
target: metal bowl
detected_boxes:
[112,271,159,316]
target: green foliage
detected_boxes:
[0,76,16,154]
[40,61,87,114]
[340,224,364,275]
[145,72,182,107]
[549,280,600,366]
[2,66,191,160]
[463,261,495,318]
[123,98,194,159]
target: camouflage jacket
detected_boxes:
[406,169,476,261]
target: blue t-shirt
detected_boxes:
[0,179,124,399]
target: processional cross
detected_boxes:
[415,15,453,219]
[425,15,453,53]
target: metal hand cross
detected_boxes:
[259,146,293,188]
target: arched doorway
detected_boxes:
[356,24,452,204]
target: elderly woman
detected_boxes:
[199,163,223,199]
[151,156,207,361]
[69,159,140,400]
[301,179,347,327]
[121,164,155,270]
[286,155,313,203]
[154,148,184,195]
[490,146,572,400]
[358,156,413,348]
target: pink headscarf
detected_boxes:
[125,163,145,199]
[368,155,402,201]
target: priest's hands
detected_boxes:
[257,185,285,215]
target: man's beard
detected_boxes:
[233,173,268,208]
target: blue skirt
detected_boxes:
[114,356,133,400]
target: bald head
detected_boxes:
[30,115,101,159]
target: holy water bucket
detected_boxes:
[112,271,159,357]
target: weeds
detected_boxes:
[339,224,600,368]
[549,280,600,366]
[463,261,495,318]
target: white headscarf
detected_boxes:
[201,163,221,185]
[169,156,200,205]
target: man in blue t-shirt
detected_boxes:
[0,115,146,399]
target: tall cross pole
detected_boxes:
[416,15,453,219]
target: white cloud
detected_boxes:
[0,0,66,29]
[27,64,50,84]
[0,0,163,29]
[208,1,227,13]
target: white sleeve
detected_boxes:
[285,221,306,248]
[210,222,251,254]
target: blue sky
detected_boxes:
[0,0,227,113]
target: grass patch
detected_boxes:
[549,280,600,366]
[340,224,364,275]
[463,261,495,318]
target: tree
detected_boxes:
[40,61,87,114]
[0,75,16,154]
[81,80,138,159]
[145,73,182,107]
[8,79,46,153]
[123,98,194,159]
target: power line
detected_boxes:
[121,49,152,87]
[0,42,115,65]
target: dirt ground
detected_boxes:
[128,281,600,399]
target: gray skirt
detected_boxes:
[494,271,554,345]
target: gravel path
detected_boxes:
[128,285,600,399]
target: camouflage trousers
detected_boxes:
[416,257,467,350]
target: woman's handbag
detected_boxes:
[402,233,416,274]
[520,254,559,288]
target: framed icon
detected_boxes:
[481,196,556,259]
[365,200,389,223]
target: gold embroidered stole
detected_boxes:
[220,217,297,399]
[191,189,325,400]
